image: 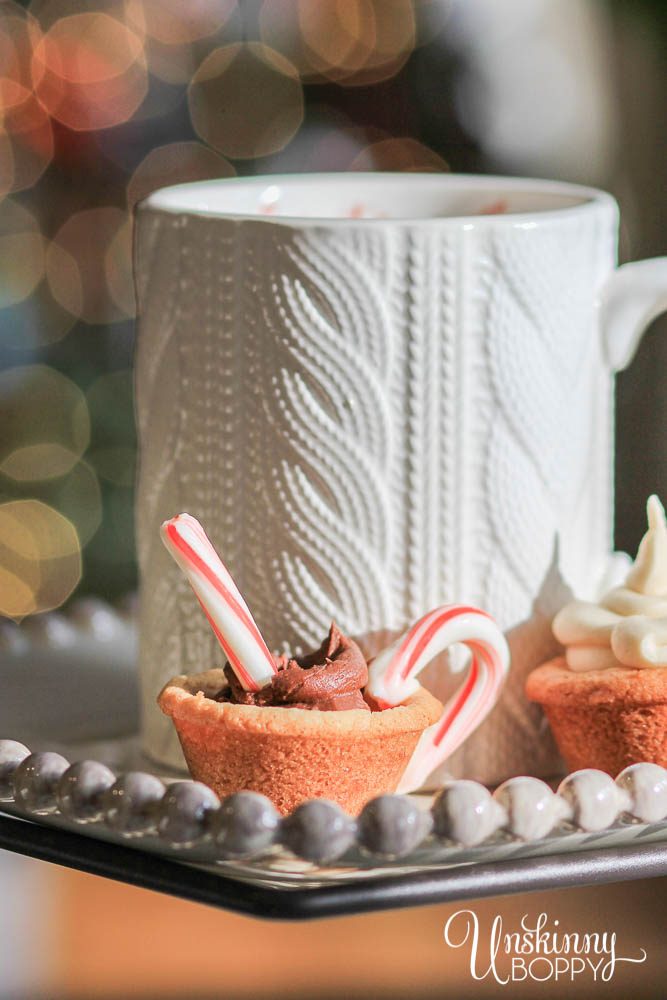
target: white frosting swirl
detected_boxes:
[553,495,667,671]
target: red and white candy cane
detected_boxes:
[161,513,277,691]
[367,605,510,793]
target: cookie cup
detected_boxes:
[158,669,443,814]
[526,656,667,776]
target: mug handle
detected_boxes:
[600,257,667,371]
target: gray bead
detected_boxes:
[103,772,166,837]
[558,769,628,832]
[493,776,570,841]
[13,752,70,815]
[0,740,31,801]
[212,792,280,858]
[280,799,356,863]
[432,781,507,846]
[157,781,220,848]
[616,763,667,823]
[358,795,431,857]
[57,761,116,823]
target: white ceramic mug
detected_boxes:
[134,173,667,781]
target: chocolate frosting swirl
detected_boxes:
[220,622,370,711]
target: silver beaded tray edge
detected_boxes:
[1,600,667,889]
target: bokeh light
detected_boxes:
[31,12,147,131]
[0,199,45,309]
[36,458,103,545]
[298,1,370,79]
[140,36,203,86]
[0,135,15,199]
[125,0,237,46]
[259,0,416,87]
[258,0,322,80]
[46,207,134,324]
[104,217,135,317]
[305,0,416,86]
[88,446,136,487]
[188,42,304,159]
[0,279,76,351]
[129,0,243,86]
[0,0,643,623]
[0,365,89,481]
[126,141,235,209]
[0,499,81,620]
[0,4,42,109]
[0,92,54,195]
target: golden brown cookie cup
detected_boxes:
[158,669,443,815]
[526,656,667,776]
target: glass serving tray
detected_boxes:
[1,602,667,920]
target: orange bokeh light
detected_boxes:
[125,0,237,46]
[0,4,42,113]
[259,0,416,87]
[31,13,148,131]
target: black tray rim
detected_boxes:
[3,811,667,921]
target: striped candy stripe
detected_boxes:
[161,514,276,692]
[366,605,510,793]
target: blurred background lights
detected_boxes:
[104,217,135,317]
[128,0,242,86]
[0,499,81,619]
[0,135,15,200]
[140,36,206,86]
[257,0,417,87]
[31,13,147,131]
[0,91,54,195]
[0,0,662,623]
[257,0,314,79]
[299,0,373,79]
[0,4,41,106]
[126,141,235,209]
[0,199,45,308]
[125,0,237,46]
[188,42,304,159]
[301,0,416,86]
[0,365,89,481]
[47,207,134,324]
[34,457,103,545]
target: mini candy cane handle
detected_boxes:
[161,513,277,691]
[366,605,510,793]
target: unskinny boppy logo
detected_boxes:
[443,910,647,984]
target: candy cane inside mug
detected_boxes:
[367,605,510,793]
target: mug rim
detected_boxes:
[140,171,618,228]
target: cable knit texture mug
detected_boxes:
[134,174,667,782]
